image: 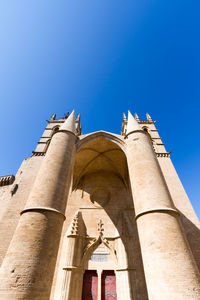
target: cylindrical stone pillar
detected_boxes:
[0,113,76,300]
[126,115,200,299]
[116,237,132,300]
[116,270,133,300]
[61,237,84,299]
[68,268,84,300]
[62,266,84,300]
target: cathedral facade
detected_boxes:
[0,111,199,300]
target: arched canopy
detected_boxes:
[73,131,128,189]
[76,131,125,152]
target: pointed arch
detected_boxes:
[81,234,118,267]
[76,131,126,153]
[73,131,129,191]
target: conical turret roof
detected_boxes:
[126,110,141,134]
[60,110,76,134]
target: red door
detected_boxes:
[82,270,98,300]
[101,270,117,300]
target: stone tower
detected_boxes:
[0,111,199,300]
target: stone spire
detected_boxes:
[76,113,80,122]
[134,112,140,121]
[123,112,127,121]
[126,110,141,134]
[146,113,153,122]
[50,113,56,120]
[60,110,76,134]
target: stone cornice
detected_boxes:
[31,151,171,158]
[135,207,180,221]
[32,151,46,156]
[21,207,66,219]
[156,152,171,158]
[138,120,156,124]
[125,129,147,138]
[0,175,15,187]
[116,268,136,272]
[46,120,65,123]
[53,129,77,138]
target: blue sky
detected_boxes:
[0,1,200,218]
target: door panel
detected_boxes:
[82,270,98,300]
[101,270,117,300]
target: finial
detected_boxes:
[126,110,141,135]
[59,110,76,134]
[62,112,70,119]
[146,113,153,122]
[50,113,56,120]
[76,113,80,122]
[68,211,80,235]
[134,112,140,121]
[75,113,82,135]
[98,219,104,236]
[123,112,127,121]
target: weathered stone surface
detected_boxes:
[0,112,199,300]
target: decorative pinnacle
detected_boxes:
[50,113,56,120]
[60,110,76,134]
[123,112,127,121]
[69,211,80,235]
[126,110,142,134]
[98,219,104,236]
[134,112,140,121]
[146,113,153,122]
[76,113,80,121]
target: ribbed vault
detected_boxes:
[73,137,128,189]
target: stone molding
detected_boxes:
[20,207,66,219]
[125,129,147,138]
[110,235,134,239]
[47,120,66,123]
[135,207,180,221]
[138,120,156,124]
[76,131,125,152]
[31,150,171,158]
[115,268,136,272]
[63,266,83,271]
[0,175,15,186]
[53,129,77,138]
[156,152,171,157]
[32,151,46,156]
